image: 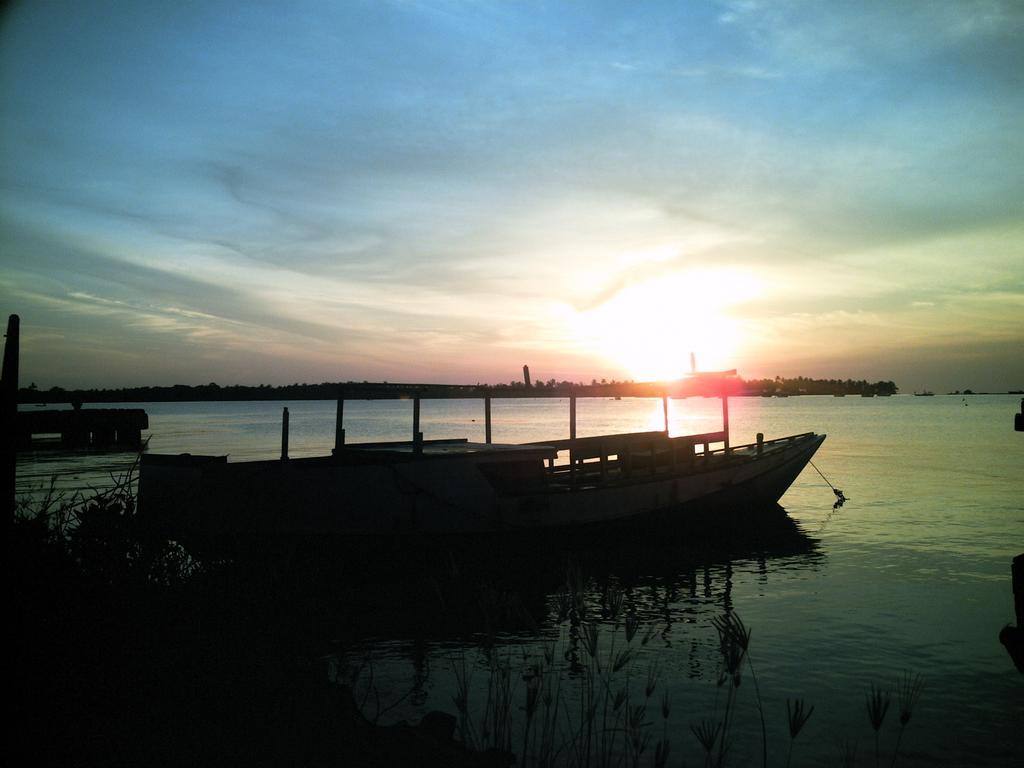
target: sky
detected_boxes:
[1,0,1022,393]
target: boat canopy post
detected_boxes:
[281,407,289,460]
[333,398,345,452]
[662,395,669,434]
[413,397,423,454]
[484,396,492,444]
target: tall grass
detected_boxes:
[13,455,202,586]
[343,581,925,768]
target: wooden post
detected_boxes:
[333,398,345,453]
[721,390,730,454]
[484,396,492,444]
[569,395,577,482]
[2,314,19,520]
[281,407,289,460]
[756,432,764,456]
[413,397,422,454]
[662,395,669,434]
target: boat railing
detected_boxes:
[720,431,816,457]
[537,429,729,484]
[542,430,814,487]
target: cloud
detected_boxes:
[673,65,780,80]
[2,0,1022,390]
[716,0,1024,73]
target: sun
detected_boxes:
[565,269,758,381]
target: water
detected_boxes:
[16,395,1024,765]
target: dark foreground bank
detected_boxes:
[12,468,824,767]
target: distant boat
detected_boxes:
[139,371,826,539]
[914,391,935,396]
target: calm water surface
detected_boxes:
[16,395,1024,765]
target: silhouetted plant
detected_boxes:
[785,697,814,767]
[837,738,858,768]
[653,737,671,768]
[691,718,722,768]
[14,455,203,587]
[890,672,924,767]
[625,610,640,643]
[612,647,634,673]
[655,689,671,768]
[712,613,747,687]
[345,593,923,768]
[866,682,892,767]
[645,663,658,699]
[582,622,600,663]
[709,612,766,767]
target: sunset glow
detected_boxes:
[564,269,759,381]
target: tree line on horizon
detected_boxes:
[746,376,898,397]
[17,375,899,403]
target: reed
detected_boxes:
[654,689,671,768]
[708,612,757,767]
[784,697,814,768]
[837,737,858,768]
[434,599,672,768]
[410,604,854,768]
[890,672,924,768]
[691,718,722,768]
[866,682,892,768]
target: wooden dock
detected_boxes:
[16,408,148,449]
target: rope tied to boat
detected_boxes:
[809,459,846,509]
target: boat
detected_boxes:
[914,391,934,397]
[138,372,826,539]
